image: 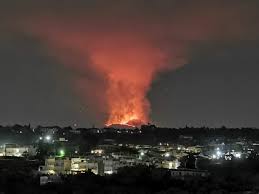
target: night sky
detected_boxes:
[0,0,259,128]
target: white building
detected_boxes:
[40,157,71,174]
[39,157,104,175]
[71,158,87,173]
[86,160,104,175]
[2,144,36,157]
[161,159,180,170]
[103,159,122,174]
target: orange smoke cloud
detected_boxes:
[24,24,178,126]
[16,0,259,126]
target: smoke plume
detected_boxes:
[13,0,259,126]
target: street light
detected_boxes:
[59,149,65,157]
[45,135,51,141]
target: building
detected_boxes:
[86,160,104,175]
[40,157,71,174]
[161,159,180,169]
[54,157,71,174]
[103,159,122,174]
[39,157,104,175]
[71,158,87,173]
[2,144,36,157]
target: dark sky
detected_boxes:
[0,1,259,128]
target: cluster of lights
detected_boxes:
[158,142,169,146]
[177,146,190,151]
[39,135,52,142]
[212,147,242,160]
[91,149,103,154]
[212,147,222,159]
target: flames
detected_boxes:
[105,78,149,127]
[23,24,170,127]
[89,36,167,127]
[15,1,258,127]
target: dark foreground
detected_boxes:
[1,159,259,194]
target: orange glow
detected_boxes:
[106,113,143,127]
[23,23,180,126]
[21,14,188,127]
[106,114,139,126]
[88,35,166,127]
[14,0,258,127]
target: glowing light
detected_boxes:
[23,1,257,128]
[105,170,113,175]
[45,135,51,141]
[216,151,222,156]
[235,153,241,158]
[165,153,170,157]
[59,149,65,157]
[106,114,144,128]
[91,149,103,155]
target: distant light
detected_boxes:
[140,152,145,156]
[165,153,170,157]
[216,147,220,151]
[59,149,65,157]
[106,170,113,175]
[216,151,222,156]
[212,154,217,159]
[235,153,241,158]
[177,147,181,150]
[91,149,103,154]
[45,135,51,141]
[39,137,43,140]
